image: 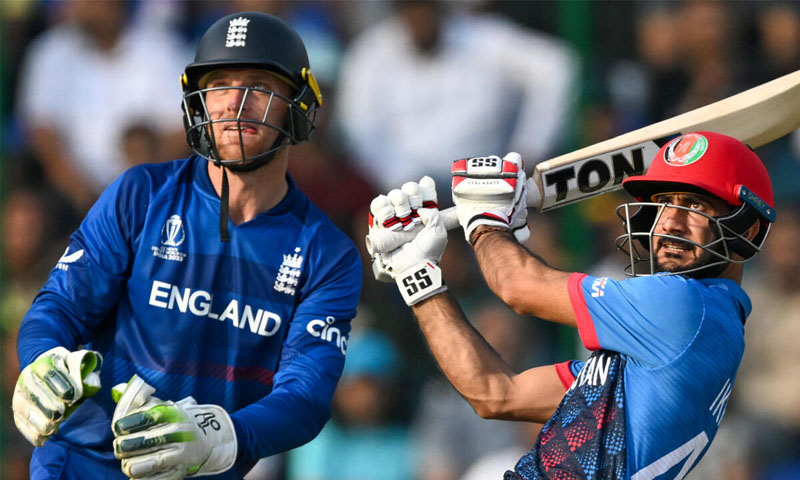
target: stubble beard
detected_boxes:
[653,238,725,278]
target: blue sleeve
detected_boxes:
[17,169,146,368]
[570,274,704,367]
[229,234,362,461]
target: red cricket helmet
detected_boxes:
[616,131,776,276]
[623,131,775,213]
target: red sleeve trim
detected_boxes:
[554,361,575,390]
[568,272,601,350]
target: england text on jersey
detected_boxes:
[148,280,282,337]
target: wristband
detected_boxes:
[395,261,447,306]
[470,226,510,247]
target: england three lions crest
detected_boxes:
[275,247,303,296]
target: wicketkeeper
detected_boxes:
[13,12,361,479]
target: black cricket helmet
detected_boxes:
[181,11,322,165]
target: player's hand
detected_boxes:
[452,152,530,244]
[111,375,237,479]
[12,347,102,447]
[367,177,448,305]
[368,176,439,282]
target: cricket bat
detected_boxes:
[367,69,800,254]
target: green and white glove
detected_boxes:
[12,346,103,446]
[368,177,448,305]
[111,375,237,479]
[451,152,530,244]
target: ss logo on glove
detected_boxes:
[470,157,499,168]
[401,267,434,296]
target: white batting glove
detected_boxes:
[452,152,530,245]
[368,178,448,305]
[369,177,439,238]
[111,375,237,479]
[12,347,103,447]
[368,176,439,282]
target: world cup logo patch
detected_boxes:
[152,215,187,262]
[161,215,185,247]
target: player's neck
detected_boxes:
[206,153,290,224]
[718,262,744,285]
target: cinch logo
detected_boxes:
[153,215,187,262]
[148,280,282,337]
[664,133,708,167]
[306,316,347,355]
[591,277,608,297]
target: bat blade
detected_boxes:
[534,68,800,211]
[367,69,800,254]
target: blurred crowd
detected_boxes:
[2,0,800,479]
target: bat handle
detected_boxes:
[366,178,541,255]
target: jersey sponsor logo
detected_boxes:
[148,280,282,337]
[226,17,250,48]
[152,215,187,262]
[274,247,303,296]
[569,351,612,391]
[306,316,347,355]
[56,246,85,271]
[591,276,608,297]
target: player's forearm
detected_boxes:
[473,228,575,326]
[412,292,520,420]
[231,380,335,462]
[17,292,87,366]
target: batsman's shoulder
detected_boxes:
[607,273,699,303]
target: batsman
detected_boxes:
[12,11,361,479]
[367,131,775,479]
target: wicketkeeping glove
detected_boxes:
[111,375,237,479]
[452,152,530,244]
[368,177,448,305]
[12,346,102,447]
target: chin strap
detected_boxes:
[213,133,288,242]
[219,167,230,242]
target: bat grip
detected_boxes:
[366,178,541,254]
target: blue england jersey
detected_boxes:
[17,156,362,478]
[507,273,750,480]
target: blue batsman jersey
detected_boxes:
[507,273,750,480]
[17,157,362,478]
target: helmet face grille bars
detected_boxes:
[181,12,322,164]
[182,85,316,165]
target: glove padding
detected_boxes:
[452,152,530,244]
[369,176,438,237]
[368,177,448,305]
[12,346,102,446]
[111,375,236,479]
